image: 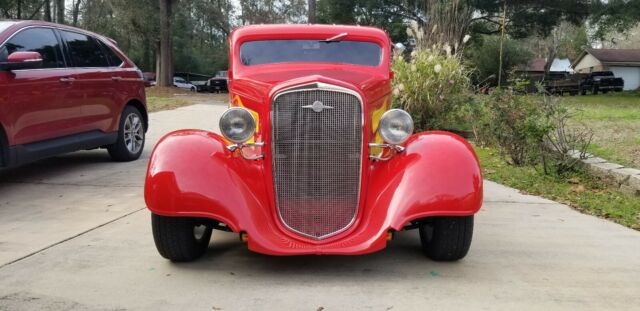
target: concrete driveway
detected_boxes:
[0,101,639,311]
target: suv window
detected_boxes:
[61,30,110,67]
[99,41,123,66]
[0,27,64,68]
[240,40,382,67]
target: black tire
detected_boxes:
[581,89,587,95]
[419,216,474,261]
[0,130,6,168]
[107,106,145,162]
[592,87,599,95]
[151,213,213,262]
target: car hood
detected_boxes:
[231,66,391,105]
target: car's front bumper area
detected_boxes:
[144,130,483,255]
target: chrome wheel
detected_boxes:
[193,224,207,241]
[123,113,144,154]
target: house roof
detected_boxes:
[573,49,640,68]
[587,49,640,63]
[518,58,573,73]
[526,58,547,72]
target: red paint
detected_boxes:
[145,25,482,255]
[6,51,42,63]
[0,20,145,147]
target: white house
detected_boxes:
[572,49,640,90]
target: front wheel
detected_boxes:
[107,106,145,161]
[151,214,213,262]
[419,216,474,261]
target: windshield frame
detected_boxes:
[238,39,384,68]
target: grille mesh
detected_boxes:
[272,89,362,239]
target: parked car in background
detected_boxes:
[204,77,228,93]
[145,25,483,262]
[143,72,156,87]
[173,76,197,92]
[0,20,148,168]
[581,71,624,95]
[544,72,581,96]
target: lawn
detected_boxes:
[146,87,194,112]
[561,92,640,168]
[476,146,640,230]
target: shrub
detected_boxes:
[479,88,553,166]
[392,46,472,131]
[539,92,594,175]
[476,88,593,174]
[466,35,532,86]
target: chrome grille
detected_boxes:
[272,88,362,239]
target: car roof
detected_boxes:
[230,24,390,45]
[1,20,117,45]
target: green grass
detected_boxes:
[561,92,640,121]
[146,96,191,113]
[476,146,640,230]
[560,92,640,168]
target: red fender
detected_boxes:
[145,130,482,255]
[366,132,483,231]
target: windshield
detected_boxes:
[240,40,382,67]
[0,21,16,33]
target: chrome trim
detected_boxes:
[226,142,265,160]
[271,82,364,240]
[368,143,405,161]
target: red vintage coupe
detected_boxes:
[145,25,483,262]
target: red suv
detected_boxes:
[0,20,147,168]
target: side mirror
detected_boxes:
[0,51,43,71]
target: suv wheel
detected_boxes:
[419,216,474,261]
[152,213,213,262]
[108,106,145,161]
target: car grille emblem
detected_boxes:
[302,101,334,113]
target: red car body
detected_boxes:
[145,25,482,257]
[0,20,147,167]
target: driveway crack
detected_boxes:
[0,207,145,270]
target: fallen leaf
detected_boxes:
[567,177,580,184]
[571,185,586,193]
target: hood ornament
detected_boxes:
[302,101,334,113]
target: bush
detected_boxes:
[475,88,593,174]
[479,88,553,166]
[392,46,472,131]
[466,35,532,86]
[539,92,593,175]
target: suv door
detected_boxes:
[59,30,118,134]
[0,27,77,145]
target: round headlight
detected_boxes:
[379,109,414,145]
[219,107,256,143]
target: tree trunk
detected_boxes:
[157,0,174,87]
[72,0,82,26]
[55,0,64,24]
[17,0,22,19]
[143,39,151,72]
[44,0,51,21]
[308,0,316,24]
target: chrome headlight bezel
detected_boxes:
[379,109,414,145]
[219,107,256,143]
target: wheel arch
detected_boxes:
[0,123,6,167]
[125,99,148,132]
